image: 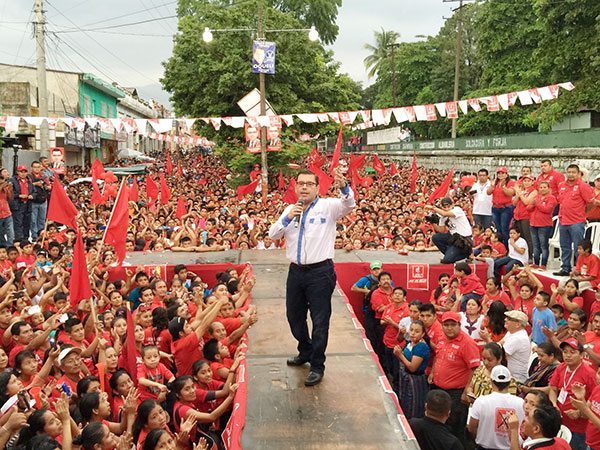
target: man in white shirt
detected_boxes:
[470,168,493,229]
[502,310,531,383]
[269,169,355,386]
[426,197,473,264]
[468,365,525,450]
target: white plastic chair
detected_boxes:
[548,216,561,269]
[586,222,600,255]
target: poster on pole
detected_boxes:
[252,41,276,74]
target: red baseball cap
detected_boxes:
[441,311,460,323]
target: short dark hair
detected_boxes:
[425,389,451,416]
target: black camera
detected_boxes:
[424,214,440,224]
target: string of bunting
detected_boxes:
[0,82,573,136]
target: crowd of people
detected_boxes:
[0,146,597,449]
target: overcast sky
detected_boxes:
[0,0,454,109]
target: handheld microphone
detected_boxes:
[293,200,304,228]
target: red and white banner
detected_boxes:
[406,264,430,291]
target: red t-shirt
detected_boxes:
[557,179,594,225]
[537,170,565,197]
[432,331,480,390]
[492,179,516,208]
[531,194,557,227]
[585,385,600,449]
[575,253,600,288]
[137,363,174,401]
[549,362,597,433]
[370,288,394,319]
[381,302,409,349]
[172,332,203,376]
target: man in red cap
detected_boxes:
[549,338,597,450]
[429,311,481,447]
[8,165,33,241]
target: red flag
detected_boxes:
[372,155,386,176]
[390,161,398,176]
[428,169,454,203]
[278,168,285,191]
[236,178,260,201]
[177,162,184,178]
[47,176,78,228]
[310,164,334,197]
[90,158,105,180]
[159,173,171,205]
[175,195,187,219]
[124,309,138,386]
[104,181,130,263]
[166,152,173,175]
[329,125,343,175]
[410,151,417,193]
[145,176,159,202]
[282,179,298,204]
[69,231,92,308]
[129,177,139,202]
[91,178,105,205]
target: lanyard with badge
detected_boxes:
[558,364,580,404]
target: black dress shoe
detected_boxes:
[286,356,309,366]
[304,371,323,386]
[552,271,570,276]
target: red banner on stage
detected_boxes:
[406,264,430,291]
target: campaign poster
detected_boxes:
[252,41,276,74]
[406,263,430,290]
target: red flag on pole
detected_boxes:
[159,173,171,205]
[129,177,139,202]
[277,168,285,191]
[47,176,78,228]
[410,151,418,193]
[282,179,298,204]
[329,125,343,175]
[236,178,260,201]
[310,164,334,197]
[372,155,386,176]
[104,180,130,264]
[390,161,398,176]
[428,169,454,203]
[91,179,105,205]
[145,176,159,203]
[166,152,173,175]
[177,162,184,178]
[69,231,92,308]
[90,158,105,180]
[175,195,187,219]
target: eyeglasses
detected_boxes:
[297,181,317,187]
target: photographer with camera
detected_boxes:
[425,197,473,264]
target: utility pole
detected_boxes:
[444,0,472,139]
[257,0,268,202]
[34,0,49,157]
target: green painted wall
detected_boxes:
[362,128,600,153]
[79,81,118,118]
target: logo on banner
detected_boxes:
[406,264,429,290]
[252,41,276,74]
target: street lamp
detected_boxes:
[202,8,319,201]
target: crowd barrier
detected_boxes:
[107,263,248,450]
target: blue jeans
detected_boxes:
[531,225,552,266]
[286,261,336,374]
[492,205,514,246]
[30,201,47,239]
[559,222,586,273]
[473,214,492,230]
[494,257,524,279]
[0,216,14,246]
[432,233,471,264]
